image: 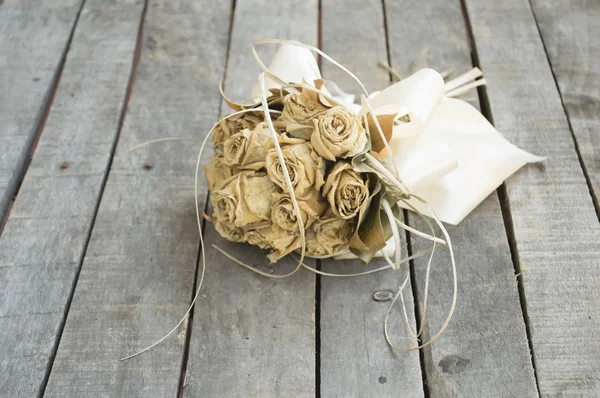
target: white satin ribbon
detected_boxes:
[392,97,543,224]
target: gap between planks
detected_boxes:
[176,1,237,396]
[315,2,323,396]
[403,209,432,398]
[460,0,542,395]
[380,0,430,395]
[37,0,150,395]
[314,258,322,398]
[525,0,600,222]
[0,0,86,237]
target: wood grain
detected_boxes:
[0,1,145,396]
[466,0,600,395]
[42,0,232,396]
[319,1,424,396]
[0,0,83,225]
[385,1,539,396]
[530,0,600,215]
[182,1,319,396]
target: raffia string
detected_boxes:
[253,40,461,350]
[121,108,281,360]
[121,39,479,359]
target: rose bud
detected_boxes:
[271,190,326,232]
[311,106,368,161]
[265,135,325,198]
[210,171,276,228]
[222,122,274,170]
[322,161,369,219]
[212,112,263,150]
[275,92,327,140]
[309,213,355,255]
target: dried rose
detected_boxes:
[310,213,354,255]
[303,230,328,256]
[211,171,276,228]
[271,190,326,231]
[222,122,274,170]
[204,152,235,191]
[265,135,325,198]
[244,225,275,249]
[274,92,327,140]
[214,221,245,243]
[239,172,277,224]
[268,212,354,259]
[212,112,263,150]
[266,225,303,263]
[211,175,238,224]
[311,106,367,161]
[322,161,369,219]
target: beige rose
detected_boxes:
[240,172,277,224]
[300,212,355,256]
[212,112,263,150]
[271,190,326,231]
[310,214,354,255]
[222,122,274,170]
[322,161,369,220]
[303,230,328,256]
[275,93,327,140]
[265,135,325,198]
[214,221,245,243]
[266,225,303,263]
[204,152,235,191]
[311,106,367,161]
[211,171,277,228]
[244,225,275,249]
[211,174,238,224]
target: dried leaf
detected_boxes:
[366,113,396,153]
[346,167,401,263]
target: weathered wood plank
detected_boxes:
[0,1,145,396]
[0,0,83,225]
[42,1,232,396]
[466,0,600,395]
[319,1,424,396]
[530,0,600,215]
[182,1,318,396]
[385,1,539,396]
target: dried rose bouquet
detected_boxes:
[204,41,541,268]
[122,40,543,360]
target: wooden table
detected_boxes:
[1,0,598,396]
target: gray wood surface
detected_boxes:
[0,0,598,396]
[385,1,539,397]
[466,0,600,395]
[0,0,83,225]
[182,1,318,396]
[0,1,145,396]
[43,0,232,396]
[530,0,600,215]
[319,1,424,397]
